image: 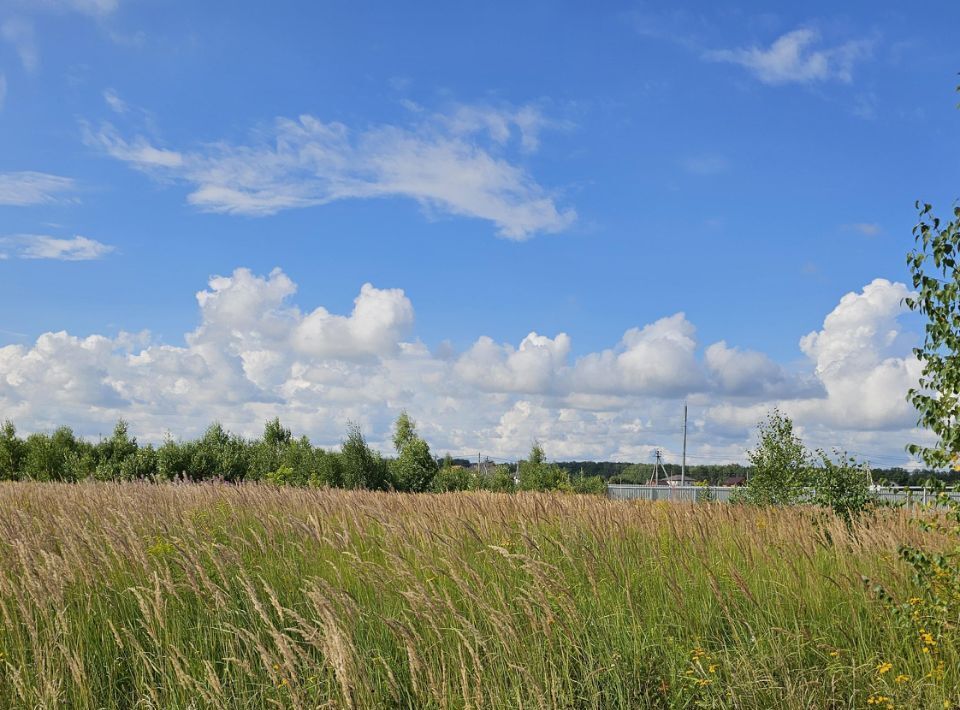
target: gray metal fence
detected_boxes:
[606,484,736,502]
[607,484,960,505]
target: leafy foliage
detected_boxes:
[431,463,475,492]
[906,198,960,469]
[810,449,875,524]
[884,90,960,671]
[0,421,24,480]
[737,409,812,505]
[389,412,438,492]
[340,423,391,490]
[517,442,604,494]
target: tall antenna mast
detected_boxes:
[681,403,687,486]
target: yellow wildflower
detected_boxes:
[894,674,910,684]
[829,650,840,658]
[708,664,718,674]
[876,662,893,675]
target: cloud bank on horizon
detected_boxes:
[0,268,927,465]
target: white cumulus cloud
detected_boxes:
[705,341,821,398]
[794,278,921,430]
[0,269,929,464]
[456,332,572,394]
[572,314,706,397]
[293,283,414,360]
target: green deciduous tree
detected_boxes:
[906,198,960,469]
[389,412,438,492]
[881,85,960,658]
[518,442,569,492]
[190,423,249,482]
[23,427,83,481]
[94,420,139,481]
[157,435,192,481]
[392,411,416,452]
[739,409,811,505]
[341,423,390,490]
[0,421,24,480]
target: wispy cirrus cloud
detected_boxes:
[10,0,121,17]
[1,18,39,72]
[846,222,882,236]
[705,29,874,85]
[0,0,128,95]
[84,102,576,239]
[102,87,129,114]
[0,171,77,206]
[0,235,114,261]
[681,154,729,176]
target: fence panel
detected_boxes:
[606,484,960,506]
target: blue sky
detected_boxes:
[0,0,957,464]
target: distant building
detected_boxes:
[721,475,747,487]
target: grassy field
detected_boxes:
[0,482,955,708]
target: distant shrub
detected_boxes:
[810,450,876,524]
[432,464,473,492]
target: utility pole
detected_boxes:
[647,449,665,486]
[681,403,688,486]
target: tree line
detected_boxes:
[0,413,605,494]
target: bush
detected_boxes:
[810,450,875,524]
[571,473,606,495]
[432,464,473,492]
[265,465,302,486]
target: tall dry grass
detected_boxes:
[0,482,954,708]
